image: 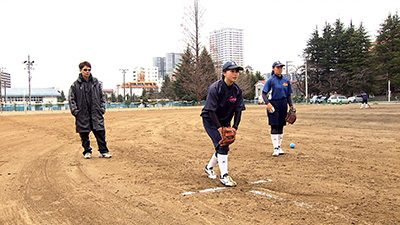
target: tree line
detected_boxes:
[298,13,400,98]
[103,4,399,103]
[163,11,399,102]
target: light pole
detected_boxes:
[303,54,309,104]
[0,67,5,107]
[305,61,308,104]
[0,67,5,103]
[119,69,129,101]
[23,55,35,110]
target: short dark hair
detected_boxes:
[79,61,91,70]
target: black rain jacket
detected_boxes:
[68,74,106,133]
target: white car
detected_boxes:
[348,95,363,103]
[327,95,349,104]
[310,95,328,104]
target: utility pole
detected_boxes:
[0,67,5,104]
[23,55,35,110]
[119,69,129,101]
[305,61,308,104]
[0,67,5,110]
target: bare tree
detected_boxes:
[175,0,216,102]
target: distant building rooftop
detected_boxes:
[5,88,61,97]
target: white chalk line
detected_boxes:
[251,179,273,184]
[183,179,361,222]
[250,190,313,209]
[249,189,361,222]
[181,178,272,196]
[182,187,226,196]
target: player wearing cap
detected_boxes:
[201,61,246,187]
[262,61,294,157]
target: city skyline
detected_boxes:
[0,0,398,94]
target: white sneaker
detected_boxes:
[84,152,92,159]
[278,148,285,155]
[220,174,237,187]
[205,166,217,179]
[272,148,279,157]
[99,152,112,158]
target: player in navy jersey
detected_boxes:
[262,61,294,157]
[200,61,246,187]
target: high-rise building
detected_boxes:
[165,53,182,75]
[152,53,181,79]
[210,28,244,69]
[153,57,166,80]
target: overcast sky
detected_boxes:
[0,0,398,94]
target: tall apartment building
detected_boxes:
[165,53,182,75]
[153,57,166,80]
[153,53,182,79]
[209,28,244,68]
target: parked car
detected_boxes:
[318,96,328,103]
[310,95,327,104]
[348,95,363,103]
[327,95,350,104]
[310,96,320,104]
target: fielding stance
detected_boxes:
[201,61,245,187]
[262,61,294,157]
[69,61,112,159]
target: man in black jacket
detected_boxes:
[69,61,112,159]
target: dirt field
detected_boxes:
[0,103,399,224]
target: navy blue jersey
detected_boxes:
[201,80,246,124]
[263,74,293,100]
[361,92,368,101]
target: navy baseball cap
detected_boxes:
[222,61,244,72]
[272,61,285,68]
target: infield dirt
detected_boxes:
[0,103,399,224]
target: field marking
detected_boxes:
[250,190,313,209]
[182,187,226,196]
[249,189,360,222]
[182,178,273,196]
[251,179,273,184]
[249,190,279,199]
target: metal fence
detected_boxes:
[0,100,260,112]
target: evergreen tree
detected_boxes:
[160,75,176,100]
[59,90,66,102]
[117,94,123,103]
[305,27,325,95]
[373,12,400,94]
[148,88,156,99]
[305,19,373,96]
[110,92,117,102]
[198,47,217,100]
[346,23,373,95]
[173,46,196,100]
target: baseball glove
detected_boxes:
[219,127,236,146]
[285,107,297,124]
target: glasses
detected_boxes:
[83,69,91,72]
